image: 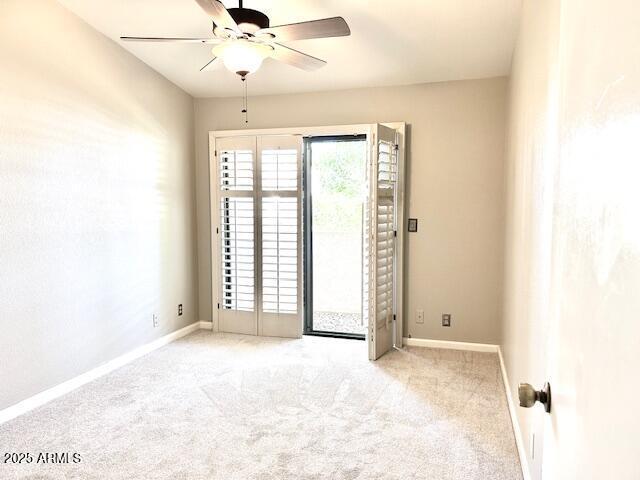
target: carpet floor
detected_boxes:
[0,331,522,479]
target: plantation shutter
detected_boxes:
[368,124,399,360]
[214,126,402,346]
[258,136,303,337]
[216,136,258,335]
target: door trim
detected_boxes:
[499,347,533,480]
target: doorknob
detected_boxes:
[518,382,551,413]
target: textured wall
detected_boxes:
[195,78,507,344]
[503,0,640,478]
[0,0,197,410]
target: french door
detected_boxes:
[212,124,404,356]
[214,135,303,338]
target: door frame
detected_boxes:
[209,123,405,347]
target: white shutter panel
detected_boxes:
[220,197,254,312]
[368,125,398,360]
[258,136,302,338]
[262,197,298,314]
[215,137,257,335]
[375,140,397,330]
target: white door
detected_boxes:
[367,124,400,360]
[214,134,303,338]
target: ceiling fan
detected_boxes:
[121,0,351,78]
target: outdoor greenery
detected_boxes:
[311,141,366,233]
[311,139,366,316]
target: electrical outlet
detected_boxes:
[153,314,159,328]
[416,309,424,324]
[178,304,183,316]
[442,314,451,327]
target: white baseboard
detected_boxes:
[0,321,206,426]
[403,337,529,479]
[199,320,213,330]
[402,337,499,353]
[498,346,531,480]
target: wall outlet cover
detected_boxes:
[416,309,424,324]
[442,314,451,327]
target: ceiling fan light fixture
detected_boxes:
[213,39,273,76]
[238,22,260,34]
[227,7,270,33]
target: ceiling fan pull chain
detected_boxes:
[240,76,248,124]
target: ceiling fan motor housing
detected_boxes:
[228,8,270,33]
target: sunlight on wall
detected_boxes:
[560,113,640,283]
[0,0,196,410]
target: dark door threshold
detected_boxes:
[304,331,366,341]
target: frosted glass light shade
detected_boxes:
[213,39,273,76]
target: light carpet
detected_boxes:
[0,331,522,479]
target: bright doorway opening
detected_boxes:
[303,135,367,339]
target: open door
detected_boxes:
[367,124,400,360]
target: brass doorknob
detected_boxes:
[518,382,551,413]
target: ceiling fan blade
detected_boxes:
[257,17,350,42]
[200,58,218,72]
[271,44,326,71]
[194,0,241,34]
[120,36,222,44]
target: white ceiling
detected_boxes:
[58,0,522,98]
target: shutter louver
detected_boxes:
[262,197,298,314]
[220,197,255,312]
[377,141,398,187]
[376,201,394,328]
[262,149,298,191]
[220,149,253,191]
[374,136,398,329]
[260,145,299,317]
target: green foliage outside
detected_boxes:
[311,141,366,234]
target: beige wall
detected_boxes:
[195,78,507,344]
[503,0,640,478]
[0,0,197,410]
